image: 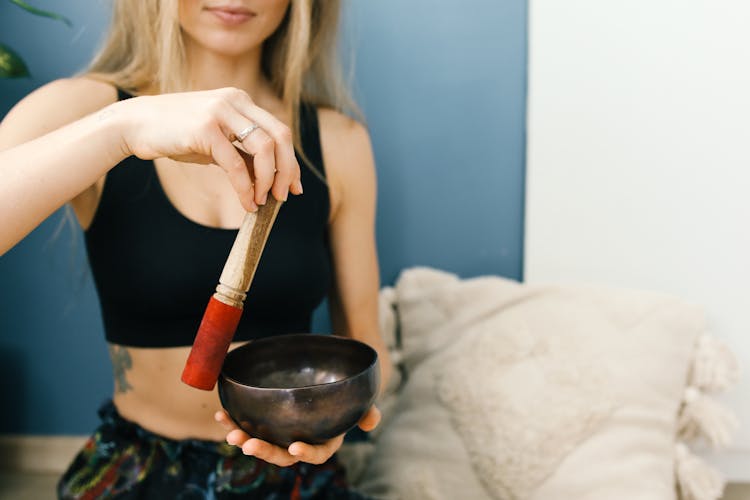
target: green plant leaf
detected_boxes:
[0,43,30,78]
[8,0,72,27]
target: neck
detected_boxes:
[184,40,272,100]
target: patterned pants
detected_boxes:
[57,401,369,499]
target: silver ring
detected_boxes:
[236,123,260,142]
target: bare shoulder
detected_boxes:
[0,76,118,148]
[317,107,373,166]
[317,107,376,215]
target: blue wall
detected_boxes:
[0,0,527,434]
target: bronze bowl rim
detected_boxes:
[219,333,379,392]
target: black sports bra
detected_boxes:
[84,89,332,347]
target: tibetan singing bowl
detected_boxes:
[218,333,380,448]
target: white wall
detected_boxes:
[525,0,750,480]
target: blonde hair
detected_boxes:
[87,0,359,162]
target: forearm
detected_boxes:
[0,104,127,255]
[359,327,394,400]
[330,298,393,398]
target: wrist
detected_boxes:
[97,99,137,161]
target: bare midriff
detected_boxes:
[109,341,248,442]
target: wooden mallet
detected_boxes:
[182,199,282,390]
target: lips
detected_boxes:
[204,4,256,25]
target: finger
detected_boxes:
[226,429,251,447]
[288,434,344,465]
[212,104,275,206]
[207,126,257,212]
[214,410,237,431]
[236,149,256,182]
[270,146,295,202]
[242,438,298,467]
[225,90,300,201]
[239,128,276,205]
[292,177,303,196]
[250,106,297,202]
[358,406,382,432]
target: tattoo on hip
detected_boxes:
[108,345,133,394]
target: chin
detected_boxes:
[195,30,267,57]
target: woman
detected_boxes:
[0,0,392,497]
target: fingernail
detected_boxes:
[259,193,267,205]
[282,191,288,202]
[295,179,304,194]
[288,445,300,456]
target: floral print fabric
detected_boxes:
[57,401,367,500]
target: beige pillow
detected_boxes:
[356,268,735,500]
[356,347,492,500]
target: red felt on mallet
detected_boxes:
[181,297,243,390]
[182,199,282,391]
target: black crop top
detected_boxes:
[84,89,332,347]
